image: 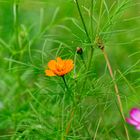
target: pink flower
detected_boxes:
[126,108,140,130]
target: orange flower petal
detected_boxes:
[45,70,56,76]
[48,60,56,70]
[65,60,74,73]
[56,57,63,62]
[65,60,73,66]
[56,57,65,71]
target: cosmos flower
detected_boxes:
[126,108,140,130]
[45,57,74,77]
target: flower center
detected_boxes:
[56,63,65,72]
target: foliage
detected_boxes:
[0,0,140,139]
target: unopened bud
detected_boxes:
[96,37,104,50]
[76,47,83,55]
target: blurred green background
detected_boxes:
[0,0,140,139]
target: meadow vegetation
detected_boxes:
[0,0,140,139]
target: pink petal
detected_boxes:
[130,108,140,123]
[136,125,140,130]
[126,118,139,126]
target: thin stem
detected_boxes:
[13,1,20,49]
[13,1,25,88]
[96,0,104,36]
[101,48,130,140]
[61,76,75,140]
[75,0,94,74]
[80,54,87,69]
[62,76,74,101]
[87,45,94,69]
[75,0,91,43]
[90,0,94,40]
[62,76,69,90]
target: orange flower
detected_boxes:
[45,57,74,77]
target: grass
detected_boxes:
[0,0,140,139]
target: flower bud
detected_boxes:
[96,37,104,50]
[76,47,83,55]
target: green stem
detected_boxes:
[62,76,69,91]
[80,54,87,69]
[75,0,95,73]
[75,0,91,43]
[75,0,95,90]
[96,0,104,35]
[13,1,20,49]
[13,1,23,87]
[90,0,94,40]
[62,76,75,105]
[87,46,94,69]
